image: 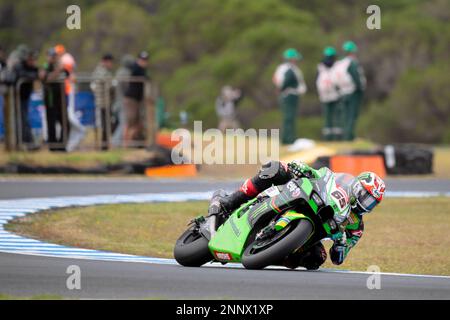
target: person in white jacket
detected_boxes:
[316,46,343,141]
[272,48,307,145]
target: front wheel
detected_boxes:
[241,219,313,270]
[174,227,213,267]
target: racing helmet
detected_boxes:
[350,172,385,215]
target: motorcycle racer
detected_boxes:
[208,160,385,270]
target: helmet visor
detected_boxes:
[352,182,378,214]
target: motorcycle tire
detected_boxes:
[174,227,213,267]
[241,219,313,270]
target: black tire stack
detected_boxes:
[383,144,433,175]
[311,144,434,175]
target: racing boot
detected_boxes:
[283,243,327,270]
[207,160,291,225]
[208,189,251,226]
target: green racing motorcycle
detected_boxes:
[174,171,348,270]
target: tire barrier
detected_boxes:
[312,144,434,176]
[330,155,386,178]
[145,164,198,177]
[383,144,433,175]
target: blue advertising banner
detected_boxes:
[0,91,96,139]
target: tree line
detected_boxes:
[1,0,449,143]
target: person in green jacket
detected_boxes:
[336,41,366,141]
[272,48,307,145]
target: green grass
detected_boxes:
[0,294,64,300]
[434,146,450,178]
[0,148,153,169]
[7,198,450,276]
[6,202,204,258]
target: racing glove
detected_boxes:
[287,161,313,178]
[330,241,347,265]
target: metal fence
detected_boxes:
[0,74,157,151]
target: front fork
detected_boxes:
[190,214,217,241]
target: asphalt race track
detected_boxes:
[1,177,450,199]
[1,178,450,299]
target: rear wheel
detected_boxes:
[174,227,213,267]
[241,219,313,270]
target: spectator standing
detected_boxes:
[0,46,7,145]
[7,45,28,71]
[111,54,134,147]
[0,46,6,72]
[0,46,7,95]
[0,45,27,90]
[41,48,68,151]
[155,96,167,130]
[272,48,307,145]
[91,53,114,150]
[334,40,366,141]
[215,85,243,132]
[316,46,343,141]
[55,44,85,152]
[123,51,149,145]
[13,47,39,147]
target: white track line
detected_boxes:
[0,191,449,280]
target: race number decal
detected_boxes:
[331,188,348,210]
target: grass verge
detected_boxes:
[0,294,64,300]
[6,198,450,276]
[434,146,450,178]
[0,148,153,169]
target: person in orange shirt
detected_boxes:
[55,44,85,151]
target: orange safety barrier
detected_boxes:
[145,164,197,177]
[330,155,386,178]
[156,132,181,149]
